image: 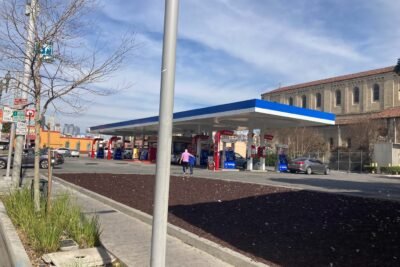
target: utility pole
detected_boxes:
[150,0,180,266]
[12,0,37,188]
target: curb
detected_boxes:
[0,200,32,267]
[53,176,268,267]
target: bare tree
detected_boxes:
[272,127,327,158]
[0,0,136,211]
[344,116,385,159]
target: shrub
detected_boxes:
[3,187,101,254]
[363,166,378,173]
[380,166,400,175]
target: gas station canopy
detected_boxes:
[88,99,335,136]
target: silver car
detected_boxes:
[288,157,329,175]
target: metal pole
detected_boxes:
[5,123,15,179]
[348,151,351,172]
[150,1,179,266]
[12,0,37,187]
[360,151,363,173]
[47,124,52,212]
[337,149,339,171]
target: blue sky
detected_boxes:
[58,0,400,131]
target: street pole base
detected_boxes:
[2,175,12,181]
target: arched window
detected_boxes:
[316,93,322,108]
[288,97,293,106]
[302,95,307,108]
[335,90,341,106]
[353,87,359,104]
[373,84,380,101]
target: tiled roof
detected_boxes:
[336,107,400,125]
[264,66,395,95]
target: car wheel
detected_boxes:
[324,168,330,175]
[243,162,247,170]
[40,160,48,169]
[306,167,312,175]
[290,170,296,173]
[0,159,6,169]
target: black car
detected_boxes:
[0,148,63,169]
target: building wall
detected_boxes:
[263,72,400,116]
[40,129,93,152]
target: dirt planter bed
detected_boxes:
[57,173,400,267]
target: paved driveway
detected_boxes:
[2,156,400,201]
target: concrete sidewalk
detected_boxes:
[52,178,235,267]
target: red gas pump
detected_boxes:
[107,136,121,160]
[148,144,157,162]
[251,145,257,158]
[257,146,266,158]
[213,130,234,170]
[91,138,103,158]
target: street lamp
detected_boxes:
[0,71,11,104]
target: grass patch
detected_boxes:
[3,187,101,254]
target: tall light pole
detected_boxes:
[12,0,37,188]
[150,0,180,266]
[0,71,11,148]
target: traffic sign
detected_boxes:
[2,107,13,122]
[14,98,28,106]
[25,109,36,118]
[16,121,27,135]
[12,110,26,122]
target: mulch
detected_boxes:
[57,173,400,267]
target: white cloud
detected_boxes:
[53,0,400,130]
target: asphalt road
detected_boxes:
[2,155,400,201]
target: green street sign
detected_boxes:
[12,110,26,122]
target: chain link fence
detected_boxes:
[287,150,370,173]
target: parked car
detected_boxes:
[0,141,9,150]
[288,157,329,175]
[234,153,260,169]
[0,148,63,169]
[234,153,247,169]
[123,149,133,159]
[70,150,80,157]
[40,148,65,165]
[54,147,71,157]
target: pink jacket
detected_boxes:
[180,151,193,162]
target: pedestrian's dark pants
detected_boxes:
[182,162,189,174]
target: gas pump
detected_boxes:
[276,144,289,172]
[107,136,121,160]
[192,135,210,166]
[97,144,105,159]
[113,142,123,160]
[148,142,157,162]
[91,138,103,158]
[213,130,235,171]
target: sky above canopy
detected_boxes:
[50,0,400,132]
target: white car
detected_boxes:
[54,147,71,157]
[70,150,80,157]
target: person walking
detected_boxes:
[180,149,193,176]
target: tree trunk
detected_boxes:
[33,91,41,212]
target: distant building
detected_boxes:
[262,61,400,167]
[63,123,81,136]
